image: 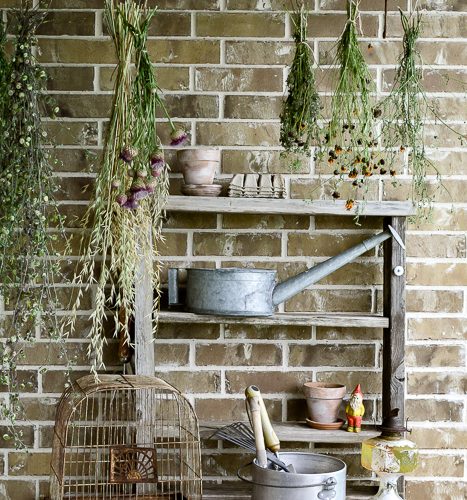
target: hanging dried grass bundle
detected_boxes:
[68,0,183,375]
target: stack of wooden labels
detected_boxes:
[228,174,285,198]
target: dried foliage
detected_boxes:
[68,0,184,375]
[0,4,68,447]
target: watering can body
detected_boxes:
[168,226,404,317]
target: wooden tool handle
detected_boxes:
[248,396,267,468]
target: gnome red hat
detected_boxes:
[352,384,363,397]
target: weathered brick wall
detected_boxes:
[0,0,466,498]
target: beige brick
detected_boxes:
[197,122,279,147]
[386,12,467,38]
[424,123,467,149]
[197,12,285,37]
[195,68,282,92]
[407,290,464,313]
[149,12,191,36]
[225,324,311,340]
[222,149,310,174]
[289,343,376,367]
[224,95,283,119]
[0,480,36,500]
[316,327,383,341]
[225,40,294,65]
[48,0,102,6]
[148,0,219,8]
[196,343,282,366]
[407,262,467,286]
[159,232,187,256]
[193,232,281,256]
[409,207,467,231]
[41,370,90,393]
[411,427,467,449]
[164,211,217,229]
[19,397,59,421]
[153,343,190,367]
[317,370,382,394]
[408,372,466,395]
[407,233,465,258]
[288,232,378,257]
[37,11,95,36]
[52,148,98,173]
[196,397,282,422]
[0,426,34,448]
[317,262,382,286]
[226,370,310,394]
[417,0,467,10]
[154,370,221,393]
[56,177,93,202]
[384,179,467,204]
[425,150,467,175]
[0,371,38,393]
[39,39,116,64]
[383,68,467,92]
[319,40,400,65]
[410,454,464,477]
[315,215,383,230]
[147,40,220,64]
[47,67,94,91]
[407,344,464,367]
[406,398,464,422]
[222,214,310,230]
[18,342,88,366]
[291,178,380,202]
[50,94,112,119]
[307,13,378,37]
[100,66,190,92]
[201,451,250,476]
[319,0,405,10]
[406,481,467,500]
[408,318,467,341]
[44,121,98,146]
[157,323,220,340]
[8,452,54,476]
[286,289,372,313]
[159,95,219,119]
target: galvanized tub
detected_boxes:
[239,452,346,500]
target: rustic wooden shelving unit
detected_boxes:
[135,196,414,500]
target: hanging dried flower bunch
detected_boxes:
[280,0,320,162]
[68,0,187,375]
[0,4,68,447]
[320,0,378,207]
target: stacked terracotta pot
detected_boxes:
[177,149,222,196]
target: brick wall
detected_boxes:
[0,0,466,498]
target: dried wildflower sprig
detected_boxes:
[0,4,68,447]
[280,0,320,160]
[68,0,175,375]
[320,0,377,206]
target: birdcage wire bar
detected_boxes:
[50,375,202,499]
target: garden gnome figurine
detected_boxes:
[346,384,365,433]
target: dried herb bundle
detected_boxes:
[322,0,377,207]
[280,1,320,161]
[69,0,183,375]
[0,4,67,446]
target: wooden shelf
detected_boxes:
[166,196,415,217]
[203,483,378,499]
[159,311,388,328]
[201,421,379,444]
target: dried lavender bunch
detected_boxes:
[280,1,320,160]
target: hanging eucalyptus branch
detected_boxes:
[68,0,185,375]
[280,0,320,163]
[0,4,68,447]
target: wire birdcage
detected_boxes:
[50,374,202,499]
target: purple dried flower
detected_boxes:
[146,179,157,193]
[170,128,188,146]
[133,189,150,201]
[122,198,139,210]
[116,193,128,206]
[130,177,146,193]
[120,146,138,163]
[150,152,165,168]
[151,166,163,178]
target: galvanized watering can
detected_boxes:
[168,226,404,317]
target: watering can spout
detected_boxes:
[272,225,405,307]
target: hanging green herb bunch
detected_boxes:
[0,4,68,447]
[69,0,186,375]
[280,0,320,163]
[321,0,378,210]
[379,9,457,218]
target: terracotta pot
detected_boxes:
[303,382,346,424]
[177,149,220,185]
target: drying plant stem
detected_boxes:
[280,0,320,162]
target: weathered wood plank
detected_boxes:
[382,217,406,422]
[201,422,380,444]
[159,311,388,328]
[166,196,416,217]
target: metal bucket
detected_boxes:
[238,452,346,500]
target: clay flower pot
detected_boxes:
[177,149,220,185]
[303,382,346,423]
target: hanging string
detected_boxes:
[383,0,388,38]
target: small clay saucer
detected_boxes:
[181,183,222,197]
[305,418,345,430]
